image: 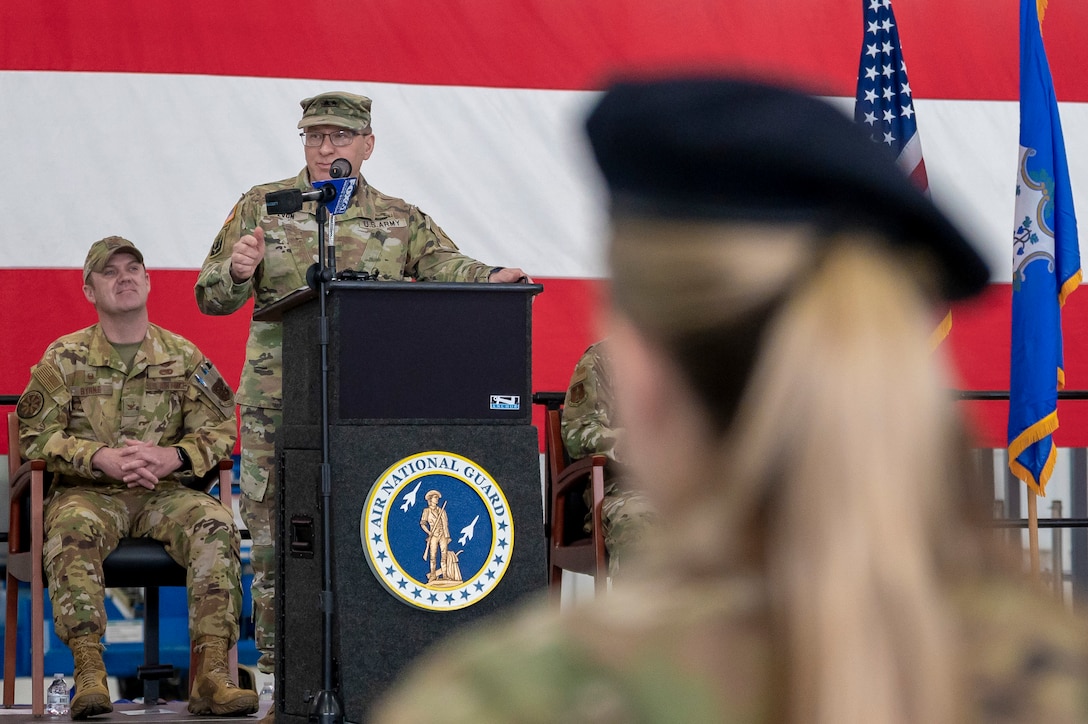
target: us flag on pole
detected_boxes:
[854,0,951,343]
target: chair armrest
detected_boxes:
[192,459,234,506]
[205,459,234,507]
[9,459,46,505]
[550,454,610,549]
[553,455,610,497]
[7,459,46,581]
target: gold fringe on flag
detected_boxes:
[1059,268,1082,306]
[928,308,952,350]
[1009,409,1059,496]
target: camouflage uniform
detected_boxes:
[17,323,242,645]
[562,340,654,576]
[375,575,1088,723]
[194,170,497,667]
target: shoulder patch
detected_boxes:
[221,202,238,229]
[16,390,44,419]
[193,358,235,418]
[209,237,223,258]
[568,381,587,406]
[31,364,64,393]
[211,376,233,404]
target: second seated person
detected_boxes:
[194,90,530,677]
[562,338,655,577]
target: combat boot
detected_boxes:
[69,635,112,719]
[187,636,259,716]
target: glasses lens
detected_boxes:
[301,131,357,147]
[331,131,355,147]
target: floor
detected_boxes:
[1,672,274,723]
[0,701,271,723]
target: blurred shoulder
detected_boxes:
[956,576,1088,722]
[374,579,771,723]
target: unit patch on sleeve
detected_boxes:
[16,390,44,420]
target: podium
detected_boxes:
[258,280,546,723]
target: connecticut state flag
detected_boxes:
[1008,0,1081,496]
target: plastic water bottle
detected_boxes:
[259,680,274,703]
[46,673,69,716]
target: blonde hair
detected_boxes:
[610,218,985,723]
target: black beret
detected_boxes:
[585,76,990,301]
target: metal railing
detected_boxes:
[5,389,1088,605]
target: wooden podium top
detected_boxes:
[252,286,316,323]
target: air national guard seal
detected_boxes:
[361,451,514,611]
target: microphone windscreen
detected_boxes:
[265,189,304,215]
[330,158,352,179]
[306,262,321,290]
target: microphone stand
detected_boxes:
[310,202,344,724]
[325,202,337,280]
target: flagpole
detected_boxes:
[1027,490,1040,579]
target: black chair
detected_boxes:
[4,411,237,714]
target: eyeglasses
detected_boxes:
[300,130,362,147]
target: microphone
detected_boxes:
[264,186,334,215]
[330,158,352,179]
[311,159,357,216]
[263,159,356,215]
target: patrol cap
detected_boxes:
[298,91,372,131]
[585,76,990,300]
[83,236,144,282]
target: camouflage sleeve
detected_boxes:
[195,192,259,315]
[561,344,622,462]
[175,354,238,477]
[373,602,724,723]
[405,207,495,282]
[17,355,105,478]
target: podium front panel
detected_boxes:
[277,424,545,722]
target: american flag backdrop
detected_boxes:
[1,0,1088,455]
[854,0,928,192]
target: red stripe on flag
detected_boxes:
[2,1,1088,100]
[908,158,929,193]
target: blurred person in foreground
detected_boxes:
[374,77,1088,723]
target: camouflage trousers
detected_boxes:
[586,476,656,578]
[238,404,279,671]
[43,481,242,646]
